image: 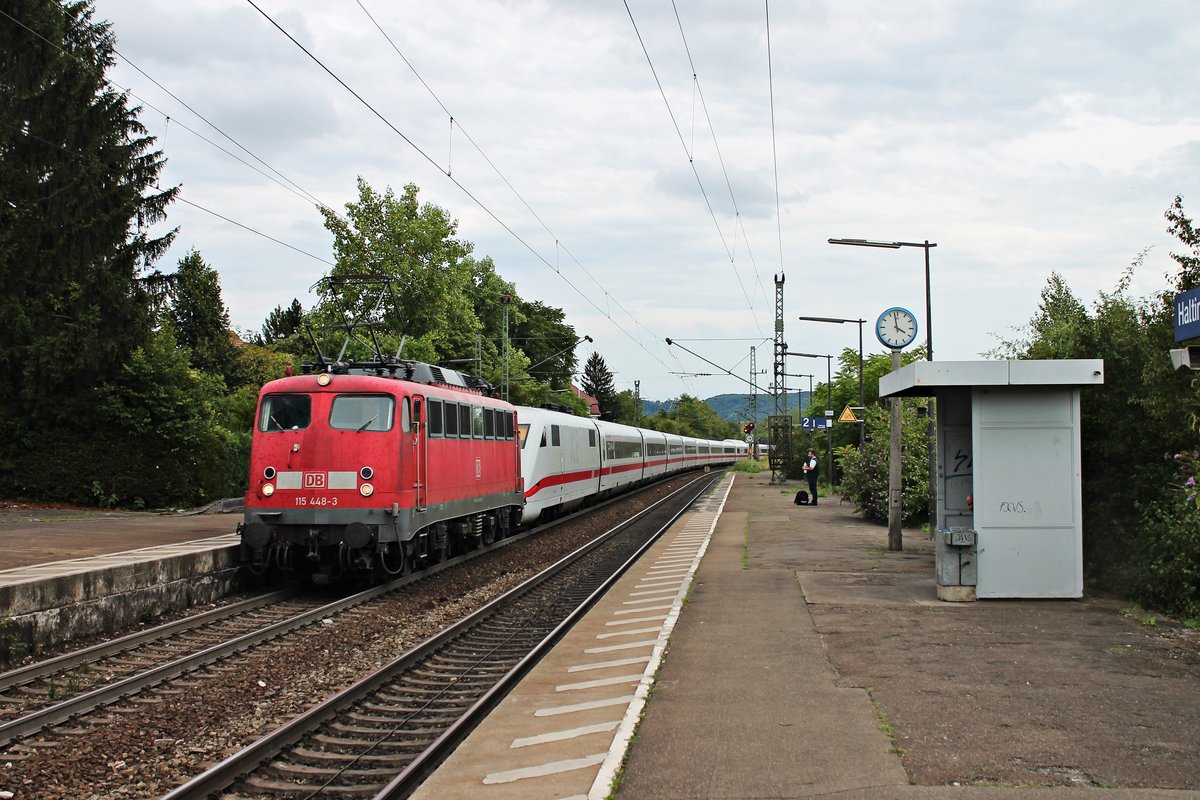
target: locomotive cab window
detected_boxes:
[330,395,394,432]
[427,400,442,436]
[259,394,312,432]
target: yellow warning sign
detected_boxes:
[838,405,859,423]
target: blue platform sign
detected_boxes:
[800,417,830,430]
[1178,288,1200,342]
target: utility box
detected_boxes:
[880,359,1104,601]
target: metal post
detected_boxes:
[857,320,865,444]
[826,354,833,492]
[924,240,937,535]
[888,349,903,551]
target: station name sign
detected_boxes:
[1178,287,1200,342]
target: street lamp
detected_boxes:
[797,315,865,443]
[829,237,939,533]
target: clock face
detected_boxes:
[876,307,918,349]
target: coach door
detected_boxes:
[412,396,427,511]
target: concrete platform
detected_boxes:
[0,509,243,655]
[414,470,1200,800]
[412,473,737,800]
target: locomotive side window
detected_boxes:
[459,405,472,439]
[444,402,459,436]
[484,408,495,439]
[259,394,311,432]
[428,400,443,437]
[502,412,514,440]
[472,406,484,438]
[402,398,411,432]
[551,425,561,446]
[330,395,394,432]
[589,430,596,447]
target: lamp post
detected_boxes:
[788,352,834,493]
[828,237,939,533]
[797,315,865,443]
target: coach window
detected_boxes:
[259,394,311,432]
[329,395,393,432]
[444,402,459,437]
[428,400,443,437]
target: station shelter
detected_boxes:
[879,360,1104,601]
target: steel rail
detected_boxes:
[0,472,703,751]
[376,473,720,798]
[0,590,293,692]
[161,472,721,800]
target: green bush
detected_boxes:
[1136,494,1200,619]
[835,403,929,526]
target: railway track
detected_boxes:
[0,590,294,717]
[164,472,719,799]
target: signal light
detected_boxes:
[743,422,755,434]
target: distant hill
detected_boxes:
[643,392,808,423]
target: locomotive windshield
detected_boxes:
[330,395,395,432]
[517,423,530,448]
[259,394,311,432]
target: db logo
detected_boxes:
[303,472,327,489]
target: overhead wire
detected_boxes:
[243,0,681,376]
[622,0,763,335]
[2,4,347,267]
[670,0,771,310]
[354,0,673,368]
[766,0,785,278]
[0,109,336,271]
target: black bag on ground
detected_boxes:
[794,490,809,505]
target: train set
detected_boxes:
[239,359,748,583]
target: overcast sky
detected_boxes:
[90,0,1199,402]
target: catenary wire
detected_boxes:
[245,0,679,377]
[354,0,671,371]
[623,0,762,334]
[670,0,771,311]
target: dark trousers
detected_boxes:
[806,473,818,504]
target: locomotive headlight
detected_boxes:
[359,483,374,497]
[261,482,275,497]
[316,373,332,386]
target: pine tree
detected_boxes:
[167,250,235,378]
[0,0,177,418]
[259,299,306,345]
[580,351,617,416]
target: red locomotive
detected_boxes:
[240,360,523,583]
